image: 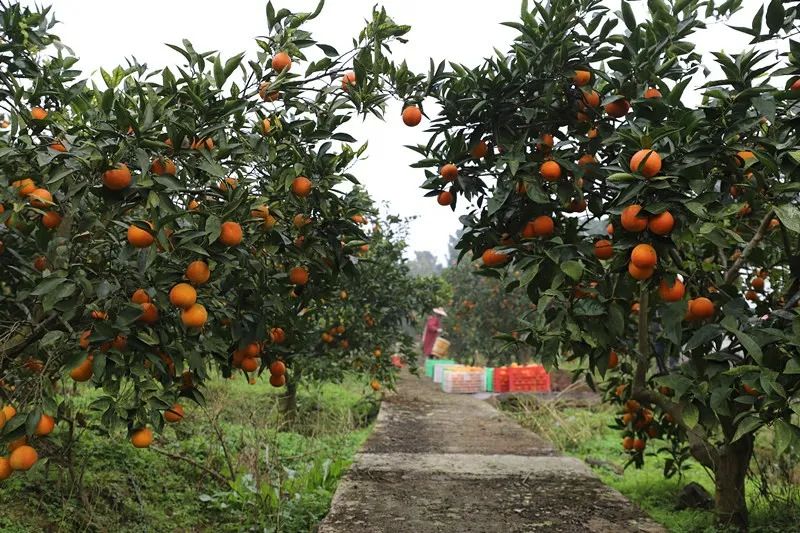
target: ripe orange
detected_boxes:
[539,133,554,151]
[402,105,422,127]
[188,199,200,210]
[532,215,554,237]
[521,221,537,239]
[578,154,596,166]
[138,302,159,324]
[630,149,661,178]
[169,283,197,308]
[470,140,488,159]
[621,205,648,232]
[573,69,591,86]
[437,190,453,206]
[341,70,357,89]
[605,98,630,118]
[102,164,132,190]
[259,81,280,101]
[1,405,16,421]
[41,211,62,229]
[13,178,36,197]
[691,297,715,319]
[241,357,259,372]
[743,384,759,396]
[260,118,272,135]
[0,457,11,480]
[34,414,55,436]
[440,164,458,182]
[191,137,215,151]
[70,356,93,382]
[569,197,587,212]
[9,445,38,471]
[79,330,91,350]
[631,244,657,269]
[594,239,613,260]
[482,248,510,267]
[736,150,755,167]
[269,361,286,376]
[792,79,800,91]
[219,221,243,246]
[186,260,211,285]
[658,279,685,302]
[622,436,634,450]
[272,51,292,72]
[644,86,662,99]
[289,266,309,285]
[131,427,153,448]
[127,222,154,248]
[164,404,184,423]
[150,158,176,176]
[581,89,601,108]
[587,127,599,139]
[633,439,646,451]
[291,176,312,197]
[33,255,48,272]
[370,379,381,391]
[270,327,286,344]
[31,106,48,120]
[540,160,561,181]
[29,188,53,208]
[131,289,151,304]
[269,373,286,387]
[112,335,127,351]
[91,310,108,320]
[180,304,208,328]
[751,277,764,291]
[607,223,614,235]
[628,262,654,281]
[608,350,619,368]
[648,211,674,235]
[745,290,758,301]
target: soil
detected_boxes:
[318,371,665,533]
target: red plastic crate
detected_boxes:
[508,366,551,393]
[493,367,510,392]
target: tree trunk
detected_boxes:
[714,435,753,531]
[279,375,298,420]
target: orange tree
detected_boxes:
[313,197,449,390]
[393,0,800,528]
[442,234,536,365]
[0,1,413,475]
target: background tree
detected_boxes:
[392,0,800,528]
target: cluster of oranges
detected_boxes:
[0,405,54,481]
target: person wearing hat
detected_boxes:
[422,307,447,358]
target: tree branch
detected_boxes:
[149,446,230,485]
[723,209,775,285]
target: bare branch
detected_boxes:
[723,209,775,285]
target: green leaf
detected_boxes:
[620,2,636,31]
[682,403,699,429]
[766,0,785,34]
[732,415,763,442]
[774,420,800,455]
[774,204,800,233]
[561,260,584,281]
[205,215,222,242]
[686,324,722,350]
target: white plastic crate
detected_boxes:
[433,363,461,383]
[441,368,485,393]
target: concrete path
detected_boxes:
[319,371,665,533]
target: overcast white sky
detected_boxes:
[38,0,767,264]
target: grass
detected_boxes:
[0,373,378,532]
[500,396,800,533]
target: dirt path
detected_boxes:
[318,371,665,533]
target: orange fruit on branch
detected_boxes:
[440,164,458,182]
[131,427,153,448]
[648,211,674,235]
[628,262,654,281]
[630,149,661,178]
[594,239,613,260]
[288,266,309,286]
[291,176,312,197]
[169,283,197,309]
[271,51,292,72]
[402,105,422,127]
[186,260,210,285]
[572,69,591,86]
[127,222,154,248]
[181,304,208,328]
[218,221,242,246]
[620,205,648,232]
[102,164,132,190]
[631,244,657,269]
[164,404,184,423]
[9,445,37,471]
[605,98,630,118]
[437,190,453,206]
[658,279,685,302]
[540,160,561,181]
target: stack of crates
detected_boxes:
[484,368,494,392]
[508,365,551,393]
[493,367,510,393]
[441,367,485,393]
[433,363,460,383]
[425,358,455,378]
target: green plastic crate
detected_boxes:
[484,368,494,392]
[425,358,455,377]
